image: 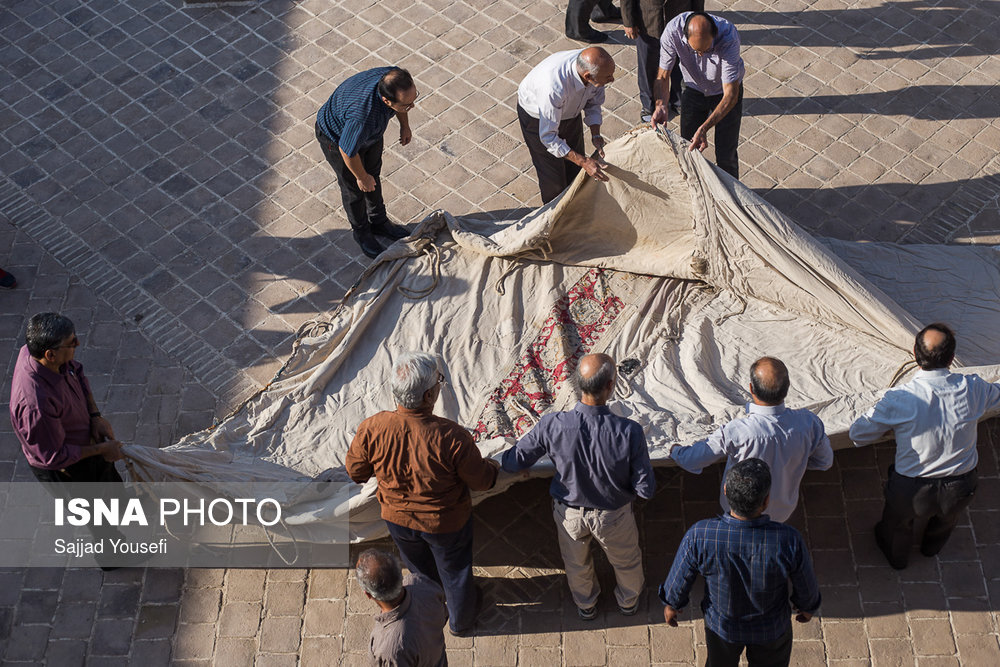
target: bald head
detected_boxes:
[576,48,615,87]
[914,323,955,370]
[749,357,789,405]
[684,12,718,54]
[576,353,616,403]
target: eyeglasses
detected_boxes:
[386,93,418,112]
[53,335,79,350]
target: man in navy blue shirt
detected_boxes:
[315,67,417,258]
[502,353,655,620]
[660,458,821,667]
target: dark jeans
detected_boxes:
[876,465,978,569]
[386,518,476,633]
[517,104,585,204]
[314,122,388,231]
[705,626,793,667]
[636,32,681,114]
[679,84,743,179]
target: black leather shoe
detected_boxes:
[353,229,385,259]
[566,29,608,43]
[591,7,622,23]
[371,221,411,241]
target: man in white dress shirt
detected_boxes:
[516,47,615,204]
[851,323,1000,569]
[670,357,833,523]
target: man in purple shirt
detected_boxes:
[10,313,123,485]
[650,11,745,178]
[357,548,448,667]
[502,353,655,620]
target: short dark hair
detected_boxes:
[355,549,403,602]
[377,68,414,103]
[750,357,789,404]
[725,458,771,518]
[914,323,955,370]
[683,11,718,38]
[25,313,75,358]
[575,357,615,396]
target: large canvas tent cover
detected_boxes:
[125,128,1000,542]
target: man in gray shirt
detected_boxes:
[670,357,833,523]
[357,549,448,667]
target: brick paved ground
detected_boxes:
[2,0,1000,663]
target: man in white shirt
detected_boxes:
[670,357,833,523]
[516,48,615,204]
[851,323,1000,569]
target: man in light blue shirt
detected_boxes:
[851,323,1000,569]
[502,353,655,620]
[670,357,833,523]
[650,11,745,178]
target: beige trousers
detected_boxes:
[552,500,644,609]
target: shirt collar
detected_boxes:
[374,589,410,625]
[25,349,67,384]
[570,53,586,89]
[746,402,786,416]
[915,368,950,379]
[574,401,611,416]
[721,512,771,527]
[396,405,433,417]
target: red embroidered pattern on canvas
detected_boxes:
[473,268,625,441]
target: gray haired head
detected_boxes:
[25,312,75,359]
[355,549,404,602]
[391,351,441,409]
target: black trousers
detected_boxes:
[705,627,793,667]
[679,84,743,179]
[876,465,978,569]
[636,32,681,115]
[566,0,617,37]
[315,122,388,231]
[31,457,126,541]
[517,104,585,205]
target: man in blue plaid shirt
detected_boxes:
[659,458,820,666]
[315,67,417,259]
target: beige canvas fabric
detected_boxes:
[124,128,1000,543]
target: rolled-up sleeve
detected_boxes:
[658,19,682,71]
[720,35,745,84]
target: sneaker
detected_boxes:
[618,601,639,616]
[578,604,598,621]
[640,112,652,124]
[0,268,16,289]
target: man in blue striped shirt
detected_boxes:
[660,458,820,667]
[315,67,417,258]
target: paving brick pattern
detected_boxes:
[2,0,1000,663]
